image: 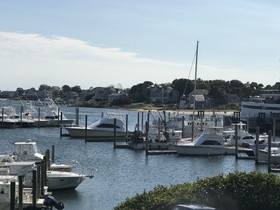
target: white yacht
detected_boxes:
[175,127,235,156]
[0,154,86,190]
[66,116,129,140]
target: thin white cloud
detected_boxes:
[0,31,187,89]
[0,31,273,90]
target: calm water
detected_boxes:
[0,103,270,210]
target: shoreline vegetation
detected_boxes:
[114,172,280,210]
[73,100,239,116]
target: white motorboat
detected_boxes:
[13,140,73,172]
[0,155,87,190]
[1,106,35,128]
[0,113,17,128]
[39,98,74,127]
[45,171,86,190]
[66,117,129,140]
[22,102,49,127]
[257,146,280,164]
[175,127,235,156]
[223,122,268,148]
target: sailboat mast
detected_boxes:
[192,41,199,140]
[193,41,199,115]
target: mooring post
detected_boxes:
[137,112,140,131]
[255,127,259,164]
[52,145,55,163]
[126,114,128,136]
[20,105,23,128]
[114,118,117,149]
[181,116,185,138]
[1,107,4,128]
[36,163,41,198]
[57,108,60,127]
[32,169,37,209]
[141,112,144,133]
[235,123,238,161]
[273,118,276,142]
[10,181,16,210]
[145,121,149,156]
[75,107,79,126]
[268,130,272,173]
[38,107,41,128]
[41,160,46,193]
[45,149,50,170]
[157,118,161,140]
[18,175,23,210]
[85,115,88,142]
[163,110,167,134]
[43,156,47,186]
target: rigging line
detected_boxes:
[183,50,197,96]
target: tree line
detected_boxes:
[15,79,280,107]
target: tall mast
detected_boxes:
[192,41,199,141]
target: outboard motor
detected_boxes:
[43,195,65,210]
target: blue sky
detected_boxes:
[0,0,280,90]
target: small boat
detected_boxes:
[66,116,129,141]
[175,126,235,156]
[45,170,86,190]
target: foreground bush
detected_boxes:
[114,172,280,210]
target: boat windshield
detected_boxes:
[14,143,39,155]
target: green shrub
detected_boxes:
[114,172,280,210]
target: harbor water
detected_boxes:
[0,104,271,210]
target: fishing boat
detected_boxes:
[0,154,87,190]
[36,98,74,127]
[175,126,234,156]
[13,140,73,172]
[65,114,129,140]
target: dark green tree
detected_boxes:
[128,81,153,103]
[62,85,71,93]
[172,78,193,97]
[71,85,82,94]
[39,84,51,91]
[209,86,228,106]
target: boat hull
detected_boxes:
[66,127,129,141]
[258,150,280,164]
[46,173,85,190]
[176,145,229,156]
[47,119,74,127]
